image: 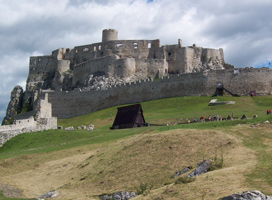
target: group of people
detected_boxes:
[267,109,272,114]
[195,113,235,122]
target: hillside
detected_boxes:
[0,96,272,200]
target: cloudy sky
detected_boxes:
[0,0,272,123]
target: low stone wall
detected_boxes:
[47,68,272,119]
[0,117,57,147]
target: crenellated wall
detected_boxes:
[47,68,272,119]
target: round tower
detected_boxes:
[102,29,118,42]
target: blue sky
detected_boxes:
[0,0,272,123]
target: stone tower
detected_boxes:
[102,29,118,42]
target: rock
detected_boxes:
[264,120,270,124]
[173,166,192,178]
[2,86,24,125]
[188,160,211,178]
[77,126,82,129]
[253,115,258,118]
[222,190,272,200]
[87,124,94,131]
[65,126,74,131]
[250,125,255,128]
[99,191,137,200]
[37,190,58,199]
[81,125,86,130]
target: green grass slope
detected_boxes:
[0,95,272,199]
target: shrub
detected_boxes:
[135,182,152,195]
[175,177,195,184]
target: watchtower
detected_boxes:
[102,29,118,42]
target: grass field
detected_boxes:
[0,95,272,199]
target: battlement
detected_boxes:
[44,68,272,119]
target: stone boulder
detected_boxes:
[188,160,211,178]
[99,191,137,200]
[222,190,272,200]
[81,125,87,130]
[87,124,94,131]
[65,126,74,131]
[173,166,192,178]
[37,190,58,200]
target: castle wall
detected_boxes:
[174,47,225,73]
[164,45,179,73]
[72,56,136,86]
[56,60,70,73]
[0,116,57,147]
[73,39,161,65]
[47,68,272,119]
[134,59,167,78]
[38,94,52,118]
[29,55,53,75]
[201,48,224,63]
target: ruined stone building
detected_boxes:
[2,29,272,125]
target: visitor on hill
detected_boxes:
[216,114,219,121]
[193,116,196,122]
[232,113,234,119]
[267,110,271,114]
[208,115,211,121]
[227,115,231,120]
[213,116,217,121]
[200,116,205,122]
[241,114,247,120]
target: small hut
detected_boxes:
[111,104,146,129]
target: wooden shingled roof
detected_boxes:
[111,104,146,129]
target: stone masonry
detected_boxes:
[0,94,57,147]
[2,28,272,125]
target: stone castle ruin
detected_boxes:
[2,29,272,130]
[0,94,57,147]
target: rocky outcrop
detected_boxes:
[222,190,272,200]
[173,166,192,178]
[188,160,211,178]
[37,190,58,200]
[99,191,137,200]
[2,86,24,125]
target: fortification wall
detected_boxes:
[73,56,136,86]
[29,55,53,75]
[135,59,167,78]
[73,39,161,65]
[0,117,57,147]
[47,68,272,119]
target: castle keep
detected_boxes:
[2,29,272,126]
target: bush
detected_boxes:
[135,182,152,195]
[210,152,224,171]
[175,177,195,184]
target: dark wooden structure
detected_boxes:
[213,83,240,97]
[111,104,146,129]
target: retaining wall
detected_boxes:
[47,68,272,119]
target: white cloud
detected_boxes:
[0,0,272,122]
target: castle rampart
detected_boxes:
[3,29,270,127]
[47,68,272,119]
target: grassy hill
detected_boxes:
[0,95,272,199]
